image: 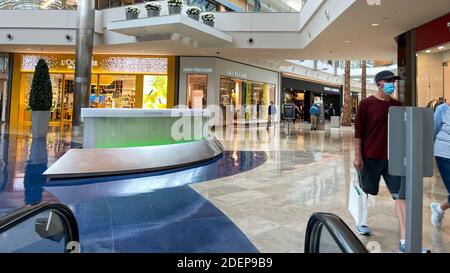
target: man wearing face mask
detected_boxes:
[354,70,408,252]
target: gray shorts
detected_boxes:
[360,158,405,200]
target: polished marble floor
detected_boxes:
[1,122,449,253]
[195,122,450,253]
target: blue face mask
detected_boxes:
[383,82,396,95]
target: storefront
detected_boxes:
[396,13,449,106]
[9,53,176,126]
[179,57,279,125]
[417,45,449,107]
[281,75,342,122]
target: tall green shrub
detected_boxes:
[29,59,52,111]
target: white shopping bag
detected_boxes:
[348,171,368,226]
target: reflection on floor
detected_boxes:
[0,125,264,253]
[191,122,450,253]
[1,122,450,253]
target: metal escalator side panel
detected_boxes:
[0,202,79,253]
[305,212,368,253]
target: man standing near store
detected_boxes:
[309,104,319,130]
[354,70,411,252]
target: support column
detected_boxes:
[361,60,367,100]
[342,60,352,126]
[72,0,95,127]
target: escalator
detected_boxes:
[0,204,363,253]
[305,213,369,253]
[0,203,80,253]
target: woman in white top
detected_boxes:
[430,102,450,228]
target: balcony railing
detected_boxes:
[96,0,306,12]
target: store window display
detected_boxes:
[219,76,275,123]
[187,74,207,109]
[15,54,173,126]
[417,43,449,107]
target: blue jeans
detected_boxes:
[436,156,450,203]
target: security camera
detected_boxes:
[6,33,13,41]
[247,38,255,45]
[65,34,73,42]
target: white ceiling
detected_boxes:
[1,0,449,71]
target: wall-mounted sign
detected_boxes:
[225,70,248,79]
[21,54,168,74]
[182,67,213,73]
[324,86,340,93]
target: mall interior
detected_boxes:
[0,0,449,254]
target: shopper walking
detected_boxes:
[309,104,319,130]
[354,70,412,252]
[430,102,450,228]
[267,101,275,130]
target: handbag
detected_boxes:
[348,171,368,226]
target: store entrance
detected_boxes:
[23,73,97,127]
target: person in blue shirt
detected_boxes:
[430,101,450,228]
[310,104,320,130]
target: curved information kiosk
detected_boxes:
[44,108,223,179]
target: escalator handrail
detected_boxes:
[305,212,368,253]
[0,202,79,244]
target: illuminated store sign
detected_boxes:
[225,70,247,79]
[182,67,213,73]
[323,86,340,93]
[21,54,168,74]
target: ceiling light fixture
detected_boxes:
[371,23,379,26]
[426,50,431,53]
[344,40,351,43]
[438,46,445,50]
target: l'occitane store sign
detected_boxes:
[20,54,168,75]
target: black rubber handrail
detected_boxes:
[0,202,79,252]
[305,212,368,253]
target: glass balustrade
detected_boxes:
[0,0,78,9]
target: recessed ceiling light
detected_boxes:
[371,23,379,26]
[438,46,445,50]
[426,50,431,53]
[344,40,351,43]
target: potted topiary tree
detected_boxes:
[167,0,183,15]
[29,59,52,138]
[201,12,215,27]
[145,2,162,17]
[186,6,201,21]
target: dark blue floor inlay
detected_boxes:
[0,132,266,253]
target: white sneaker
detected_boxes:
[431,202,444,229]
[399,243,431,253]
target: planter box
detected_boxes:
[147,9,160,17]
[203,20,214,27]
[168,6,182,15]
[31,111,51,138]
[126,12,139,20]
[188,14,200,21]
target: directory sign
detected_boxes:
[283,103,296,120]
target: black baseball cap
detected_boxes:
[374,70,401,83]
